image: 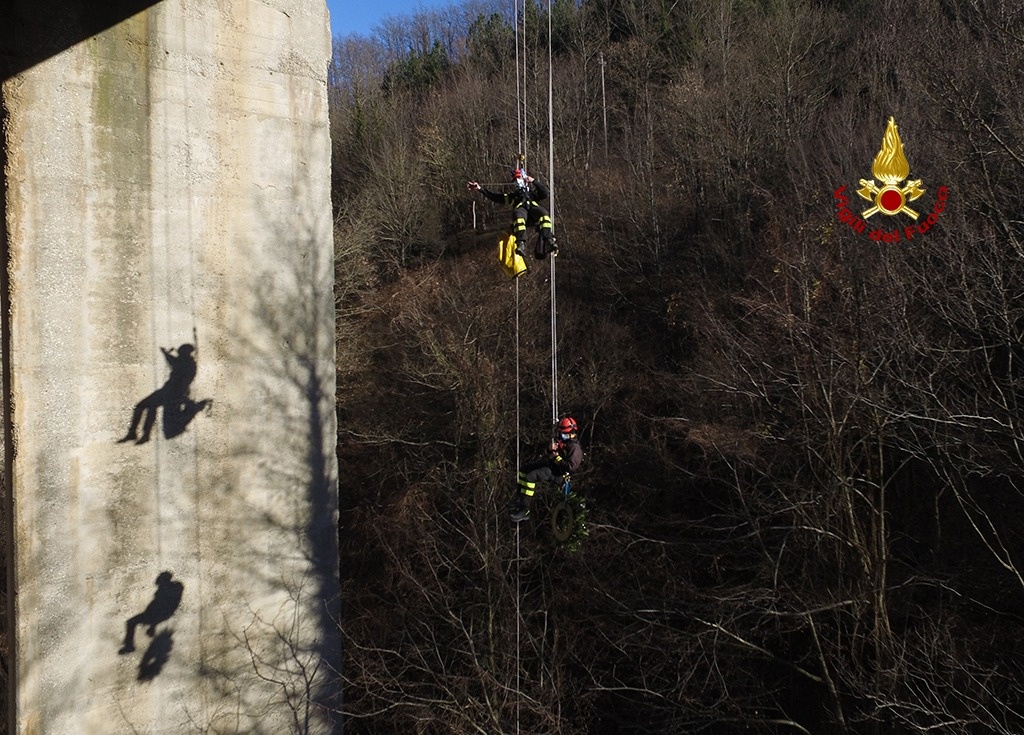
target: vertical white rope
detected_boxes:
[547,0,558,424]
[549,256,558,424]
[513,6,530,732]
[513,0,522,156]
[520,0,528,159]
[546,0,555,212]
[515,523,521,735]
[514,247,522,735]
[516,278,521,473]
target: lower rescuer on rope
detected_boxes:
[510,417,583,522]
[467,168,558,260]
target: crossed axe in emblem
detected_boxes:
[857,178,926,219]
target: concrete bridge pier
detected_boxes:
[1,1,340,733]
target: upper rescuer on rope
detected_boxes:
[467,168,558,260]
[511,417,583,522]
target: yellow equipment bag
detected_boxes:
[498,234,526,279]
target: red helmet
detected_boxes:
[513,168,523,178]
[557,417,578,435]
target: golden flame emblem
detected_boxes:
[857,117,925,219]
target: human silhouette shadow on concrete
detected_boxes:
[117,343,212,444]
[118,571,183,659]
[137,630,174,682]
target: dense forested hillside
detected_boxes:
[332,1,1024,732]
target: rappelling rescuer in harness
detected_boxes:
[510,417,583,522]
[467,168,558,260]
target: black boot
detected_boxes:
[536,237,557,259]
[510,496,530,522]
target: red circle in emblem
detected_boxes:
[879,189,903,213]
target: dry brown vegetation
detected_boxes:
[333,1,1024,732]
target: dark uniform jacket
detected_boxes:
[551,437,583,474]
[480,179,549,209]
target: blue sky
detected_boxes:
[327,0,456,38]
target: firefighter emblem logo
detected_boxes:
[856,117,925,219]
[833,116,948,243]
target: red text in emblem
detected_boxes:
[903,186,949,240]
[834,184,949,244]
[834,185,867,235]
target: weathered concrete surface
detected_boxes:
[2,1,339,733]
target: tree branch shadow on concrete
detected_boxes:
[195,214,339,734]
[117,571,183,682]
[241,222,340,734]
[116,343,213,445]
